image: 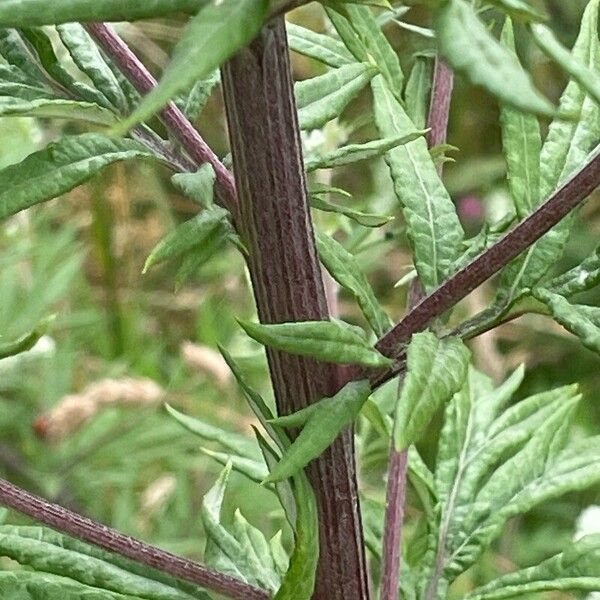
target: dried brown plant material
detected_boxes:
[33,377,164,442]
[180,341,231,388]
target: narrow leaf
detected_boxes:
[264,379,371,483]
[434,0,556,116]
[372,74,465,292]
[0,97,116,124]
[286,22,354,68]
[117,0,269,133]
[316,231,392,336]
[238,318,393,368]
[296,62,377,130]
[0,133,158,220]
[310,194,393,228]
[547,244,600,296]
[404,56,433,129]
[0,316,53,360]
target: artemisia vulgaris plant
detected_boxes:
[0,0,600,599]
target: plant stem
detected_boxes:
[0,478,269,600]
[427,58,454,161]
[84,23,237,213]
[374,149,600,363]
[221,18,369,600]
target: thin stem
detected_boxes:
[380,446,408,600]
[427,58,454,165]
[0,479,270,600]
[84,23,237,214]
[374,149,600,363]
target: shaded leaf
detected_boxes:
[286,22,354,68]
[310,194,392,227]
[238,318,393,368]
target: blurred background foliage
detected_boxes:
[0,1,599,597]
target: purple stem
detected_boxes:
[0,479,269,600]
[380,448,408,600]
[84,23,237,213]
[426,59,454,158]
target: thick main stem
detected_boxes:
[0,479,268,600]
[221,18,369,600]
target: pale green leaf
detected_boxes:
[238,318,393,368]
[372,74,464,292]
[264,379,371,483]
[171,164,216,208]
[295,62,377,130]
[487,0,547,22]
[0,315,53,359]
[0,97,116,124]
[181,70,219,122]
[0,133,158,220]
[393,331,470,451]
[143,207,230,272]
[316,231,392,336]
[200,447,269,484]
[117,0,269,133]
[499,19,542,219]
[309,194,393,227]
[465,535,600,600]
[547,244,600,296]
[305,131,425,171]
[434,0,556,116]
[286,22,354,68]
[404,56,433,129]
[533,288,600,353]
[0,0,206,25]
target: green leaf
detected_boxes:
[238,318,393,368]
[499,19,542,219]
[56,23,128,113]
[532,288,600,354]
[325,6,369,62]
[305,131,425,171]
[200,447,269,484]
[165,403,261,459]
[326,2,404,96]
[0,133,158,220]
[372,75,465,292]
[171,164,216,208]
[264,379,371,483]
[496,0,600,307]
[0,97,117,124]
[286,22,354,68]
[316,231,392,336]
[434,0,556,116]
[201,464,281,593]
[487,0,547,22]
[531,22,600,107]
[0,0,206,25]
[116,0,268,133]
[465,535,600,600]
[143,207,231,273]
[0,28,48,82]
[309,192,393,228]
[0,315,53,359]
[404,56,433,129]
[547,244,600,296]
[0,525,209,599]
[296,62,377,130]
[181,71,219,122]
[393,331,470,451]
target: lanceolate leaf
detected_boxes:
[117,0,269,133]
[0,525,209,599]
[171,164,216,208]
[56,23,128,113]
[496,0,600,306]
[0,97,116,124]
[465,535,600,600]
[533,288,600,354]
[238,318,393,368]
[0,316,53,360]
[404,56,433,130]
[434,0,556,117]
[143,207,231,272]
[304,131,426,171]
[264,379,371,483]
[309,194,393,228]
[499,20,542,219]
[372,75,465,292]
[547,244,600,296]
[0,133,158,220]
[393,331,470,451]
[0,0,206,25]
[295,62,377,131]
[531,22,600,107]
[286,22,355,68]
[316,231,392,336]
[487,0,547,22]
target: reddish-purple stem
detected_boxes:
[0,478,269,600]
[427,59,454,155]
[84,23,237,212]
